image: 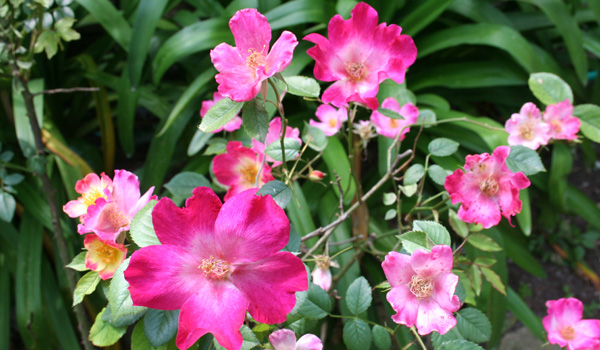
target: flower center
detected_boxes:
[389,119,399,129]
[82,188,105,207]
[96,244,118,264]
[240,163,259,184]
[560,326,575,340]
[550,119,562,133]
[328,119,338,128]
[315,255,331,270]
[346,62,366,82]
[519,124,534,140]
[199,255,232,280]
[479,177,499,196]
[106,206,130,229]
[246,48,265,70]
[409,275,433,299]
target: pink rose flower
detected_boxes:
[269,329,323,350]
[505,102,551,150]
[310,255,338,292]
[78,170,156,242]
[83,234,127,280]
[210,8,298,102]
[200,92,243,133]
[124,187,308,350]
[213,141,275,201]
[251,117,302,167]
[309,104,348,136]
[543,99,581,141]
[382,245,461,335]
[63,172,113,222]
[304,2,417,110]
[444,146,530,229]
[370,98,418,139]
[543,298,600,350]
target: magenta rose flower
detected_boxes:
[505,102,551,150]
[210,8,298,102]
[269,329,323,350]
[304,2,417,110]
[543,99,581,141]
[444,146,530,229]
[63,172,113,222]
[124,187,308,350]
[543,298,600,350]
[382,245,461,335]
[309,104,348,136]
[370,97,418,139]
[200,92,243,133]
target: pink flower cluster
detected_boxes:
[370,97,419,140]
[544,298,600,350]
[505,100,580,150]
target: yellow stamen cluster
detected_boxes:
[560,326,575,340]
[246,48,266,70]
[107,206,130,229]
[96,244,118,264]
[82,187,105,207]
[346,62,366,82]
[479,177,499,196]
[199,255,232,280]
[240,163,259,184]
[519,123,534,141]
[328,119,338,128]
[409,275,433,299]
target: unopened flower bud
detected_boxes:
[309,170,325,182]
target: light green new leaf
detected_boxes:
[528,72,573,106]
[467,233,502,252]
[403,164,425,185]
[302,123,328,152]
[428,138,459,157]
[480,267,506,295]
[89,308,127,347]
[413,220,451,246]
[399,231,434,254]
[199,98,244,133]
[130,200,160,248]
[428,164,450,186]
[66,252,88,272]
[264,138,301,162]
[283,76,320,98]
[0,192,16,222]
[73,271,100,306]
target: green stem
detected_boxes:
[410,326,427,350]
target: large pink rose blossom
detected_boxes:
[382,245,461,335]
[505,102,551,150]
[304,2,417,110]
[543,99,581,141]
[370,98,418,139]
[78,170,156,242]
[83,234,127,280]
[269,329,323,350]
[213,141,275,201]
[200,92,243,133]
[251,117,302,167]
[124,187,308,350]
[444,146,530,229]
[210,8,298,102]
[63,172,113,222]
[309,104,348,136]
[543,298,600,350]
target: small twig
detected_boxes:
[332,169,344,215]
[327,236,359,246]
[453,233,470,255]
[31,87,99,96]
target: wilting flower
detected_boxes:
[200,92,243,133]
[83,234,127,280]
[63,172,113,222]
[505,102,551,150]
[543,298,600,350]
[125,187,308,350]
[370,98,418,139]
[304,2,417,110]
[382,245,461,335]
[213,141,275,201]
[78,170,156,243]
[211,8,298,102]
[309,104,348,136]
[444,146,530,229]
[543,99,581,141]
[251,117,302,167]
[311,255,338,292]
[353,120,376,149]
[269,329,323,350]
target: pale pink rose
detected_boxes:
[311,266,332,292]
[543,298,600,350]
[309,104,348,136]
[210,8,298,102]
[505,102,551,149]
[251,117,302,167]
[382,245,461,335]
[444,146,530,229]
[543,99,581,140]
[269,329,323,350]
[213,141,275,201]
[370,98,418,139]
[200,92,243,133]
[304,2,417,110]
[63,172,113,222]
[124,187,308,350]
[83,234,127,280]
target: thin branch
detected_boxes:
[331,169,344,215]
[31,87,100,96]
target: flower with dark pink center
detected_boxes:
[124,187,308,350]
[382,245,461,335]
[505,102,551,150]
[201,92,243,133]
[304,2,417,110]
[269,329,323,350]
[63,172,113,222]
[210,8,298,102]
[444,146,530,229]
[543,298,600,350]
[309,104,348,136]
[83,234,127,280]
[251,117,302,167]
[543,99,581,141]
[370,98,418,139]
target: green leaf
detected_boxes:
[372,325,391,350]
[107,259,147,327]
[480,267,506,295]
[144,309,179,348]
[432,327,465,349]
[130,200,160,248]
[204,138,228,156]
[413,220,451,246]
[548,143,572,211]
[437,339,484,350]
[257,180,292,209]
[378,108,403,120]
[403,164,425,185]
[73,271,100,306]
[574,104,600,143]
[66,252,88,271]
[400,0,454,36]
[506,287,544,341]
[384,209,397,220]
[187,130,214,157]
[3,173,24,186]
[467,233,502,252]
[74,0,131,51]
[343,319,372,350]
[242,98,269,143]
[199,98,244,133]
[418,109,436,125]
[33,30,60,58]
[322,136,355,204]
[295,283,331,319]
[399,231,434,254]
[448,209,468,238]
[428,138,459,157]
[131,321,167,350]
[302,123,328,152]
[505,145,545,176]
[0,192,16,222]
[283,75,320,98]
[528,72,574,105]
[400,184,418,197]
[89,308,127,347]
[264,138,301,162]
[346,277,373,315]
[164,172,211,199]
[54,17,80,41]
[284,225,301,252]
[12,78,44,159]
[428,164,450,186]
[383,192,397,206]
[456,308,491,343]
